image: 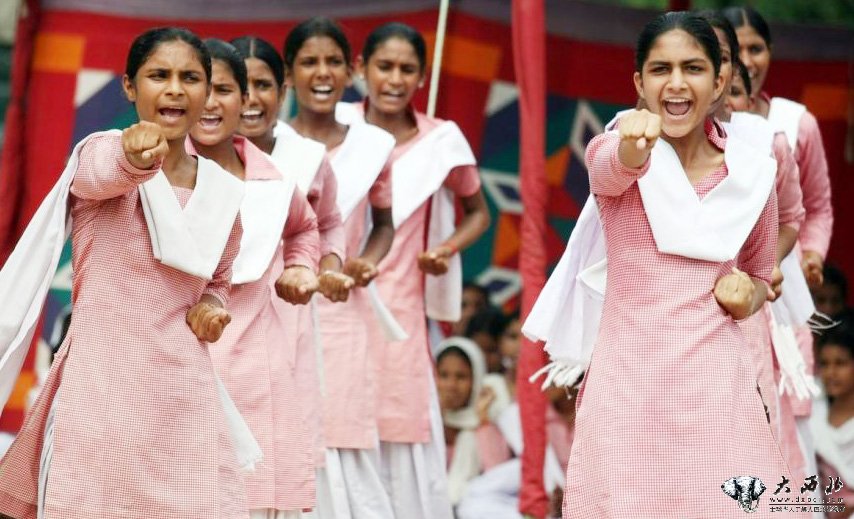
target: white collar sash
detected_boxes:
[391,121,476,229]
[138,155,244,280]
[396,122,477,321]
[231,178,296,285]
[767,97,806,151]
[723,112,775,155]
[331,123,395,221]
[271,122,327,194]
[637,133,776,262]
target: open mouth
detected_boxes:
[311,85,334,101]
[241,109,264,124]
[381,91,405,101]
[158,107,186,122]
[663,99,692,117]
[199,114,222,128]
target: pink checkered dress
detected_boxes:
[204,139,320,511]
[0,134,248,518]
[563,128,794,518]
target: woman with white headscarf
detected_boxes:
[435,337,512,506]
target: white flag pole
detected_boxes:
[426,0,450,118]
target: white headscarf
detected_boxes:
[435,337,488,504]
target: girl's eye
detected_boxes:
[750,44,764,55]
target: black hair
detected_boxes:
[635,11,722,76]
[231,36,285,87]
[818,326,854,358]
[437,345,474,371]
[722,6,772,46]
[697,9,740,64]
[501,311,521,332]
[733,58,752,96]
[362,22,427,72]
[463,281,490,302]
[465,307,507,340]
[284,17,352,70]
[203,38,248,95]
[823,264,849,299]
[126,27,211,83]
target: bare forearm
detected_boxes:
[360,222,394,265]
[776,225,798,264]
[443,191,490,252]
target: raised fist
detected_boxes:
[122,121,169,169]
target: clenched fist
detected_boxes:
[801,250,824,289]
[714,267,757,320]
[186,300,231,343]
[318,270,355,303]
[618,109,661,168]
[122,121,169,170]
[343,257,379,287]
[418,245,454,276]
[275,266,319,305]
[767,265,784,301]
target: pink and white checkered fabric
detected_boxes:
[563,129,797,518]
[0,134,248,518]
[209,148,320,512]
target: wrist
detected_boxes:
[440,242,458,255]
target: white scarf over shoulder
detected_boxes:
[524,124,776,387]
[271,122,327,194]
[338,102,477,322]
[392,121,476,322]
[328,120,408,340]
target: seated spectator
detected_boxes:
[813,264,853,324]
[436,337,512,505]
[465,307,507,373]
[451,282,491,336]
[810,328,854,519]
[455,382,577,519]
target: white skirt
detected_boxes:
[377,370,453,519]
[305,447,393,519]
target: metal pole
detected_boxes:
[427,0,450,118]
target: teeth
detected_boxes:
[201,114,220,120]
[242,109,262,117]
[312,86,333,93]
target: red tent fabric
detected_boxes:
[512,0,550,517]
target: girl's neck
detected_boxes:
[751,93,770,118]
[192,136,245,180]
[291,109,347,150]
[662,120,720,182]
[161,137,198,188]
[829,392,854,428]
[248,129,276,155]
[365,103,418,144]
